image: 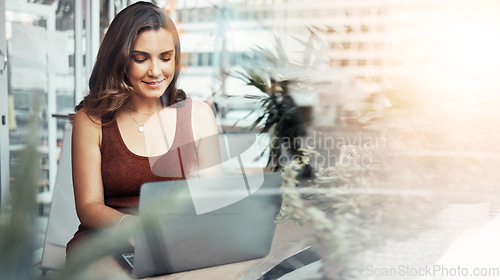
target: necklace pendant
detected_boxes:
[138,125,144,133]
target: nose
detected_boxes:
[148,59,161,77]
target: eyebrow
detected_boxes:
[131,50,174,56]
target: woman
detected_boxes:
[67,2,221,255]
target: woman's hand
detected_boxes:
[118,214,137,247]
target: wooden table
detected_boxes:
[89,221,313,280]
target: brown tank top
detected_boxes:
[67,98,198,254]
[101,98,199,214]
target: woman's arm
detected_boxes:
[191,100,223,178]
[71,110,128,228]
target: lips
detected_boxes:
[143,80,164,85]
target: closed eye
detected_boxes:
[131,50,149,63]
[132,50,173,63]
[160,51,174,62]
[133,58,147,63]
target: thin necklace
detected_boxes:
[130,107,161,115]
[127,109,158,133]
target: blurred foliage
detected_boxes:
[277,148,440,280]
[232,31,330,172]
[0,95,40,279]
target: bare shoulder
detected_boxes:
[73,109,101,129]
[191,99,217,123]
[190,99,218,138]
[191,99,214,115]
[72,109,102,144]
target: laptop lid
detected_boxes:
[132,172,283,278]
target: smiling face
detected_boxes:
[127,28,176,103]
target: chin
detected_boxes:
[141,88,168,99]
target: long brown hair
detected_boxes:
[75,1,184,122]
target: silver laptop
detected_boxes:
[116,172,282,278]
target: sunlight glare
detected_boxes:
[411,1,500,106]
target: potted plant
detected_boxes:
[231,31,329,173]
[235,67,307,172]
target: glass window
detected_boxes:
[197,53,204,66]
[377,6,389,16]
[178,9,185,23]
[181,53,192,66]
[208,52,214,66]
[374,42,385,49]
[191,52,199,66]
[360,8,371,16]
[189,8,199,22]
[376,25,386,32]
[6,0,85,202]
[2,1,89,264]
[199,7,214,22]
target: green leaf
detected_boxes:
[249,114,266,131]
